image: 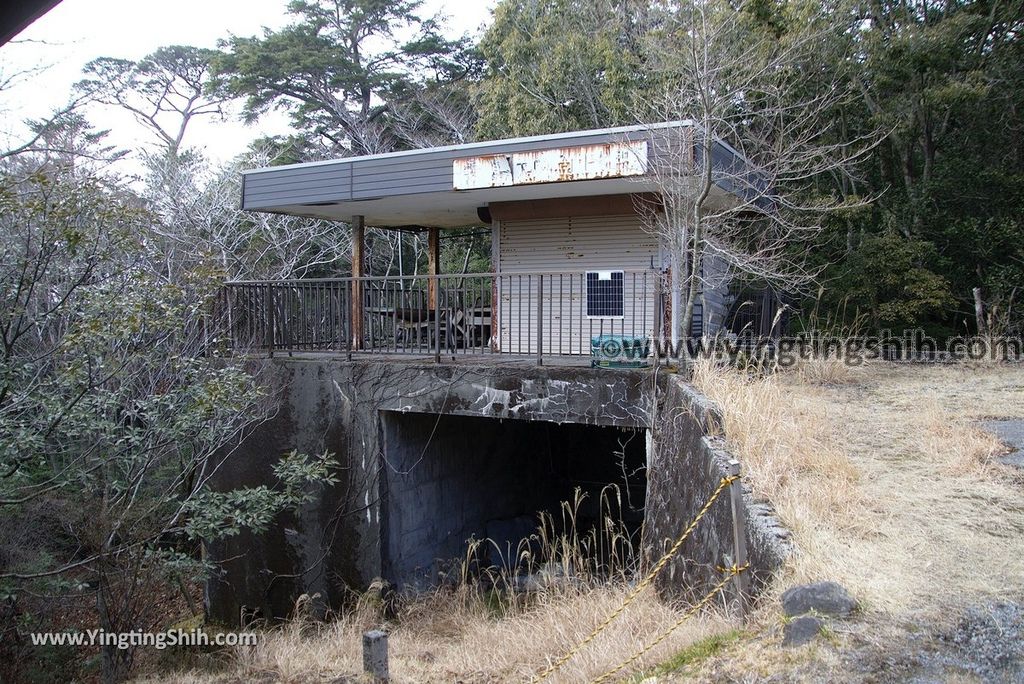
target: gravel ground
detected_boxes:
[849,601,1024,683]
[668,599,1024,683]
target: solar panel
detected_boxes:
[586,270,623,317]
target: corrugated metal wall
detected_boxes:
[688,254,732,337]
[497,215,659,354]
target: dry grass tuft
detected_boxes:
[690,358,862,521]
[140,586,732,683]
[791,355,862,385]
[690,359,1024,616]
[916,400,1008,475]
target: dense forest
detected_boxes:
[1,0,1022,681]
[13,0,1024,335]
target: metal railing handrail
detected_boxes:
[215,269,664,363]
[224,268,662,286]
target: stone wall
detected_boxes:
[643,374,791,603]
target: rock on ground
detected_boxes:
[781,581,858,618]
[783,615,824,647]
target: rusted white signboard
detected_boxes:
[452,153,514,189]
[453,140,648,190]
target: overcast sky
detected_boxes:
[0,0,495,170]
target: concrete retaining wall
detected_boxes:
[643,375,791,602]
[206,358,789,623]
[206,359,653,623]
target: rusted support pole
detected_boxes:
[351,215,365,351]
[427,226,440,311]
[727,459,750,619]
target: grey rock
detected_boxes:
[783,615,823,647]
[781,581,857,617]
[980,419,1024,469]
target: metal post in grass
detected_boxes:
[362,629,389,682]
[727,459,750,619]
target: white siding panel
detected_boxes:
[497,215,659,354]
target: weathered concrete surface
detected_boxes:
[206,359,789,623]
[381,412,647,590]
[643,375,791,604]
[206,359,654,622]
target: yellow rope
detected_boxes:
[533,474,739,683]
[590,563,749,684]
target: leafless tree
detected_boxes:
[389,87,477,148]
[635,0,879,342]
[142,147,352,282]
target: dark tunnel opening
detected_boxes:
[380,412,648,592]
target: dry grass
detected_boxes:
[791,353,864,386]
[140,489,734,683]
[139,586,732,683]
[690,359,1024,616]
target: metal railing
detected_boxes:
[214,270,663,364]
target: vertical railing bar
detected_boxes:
[545,273,551,359]
[375,280,380,353]
[517,275,522,355]
[628,272,632,339]
[346,281,352,361]
[536,275,544,366]
[433,275,441,363]
[643,272,649,355]
[264,284,273,357]
[578,273,583,357]
[391,280,398,354]
[569,274,575,356]
[462,274,469,356]
[281,284,288,353]
[561,274,569,358]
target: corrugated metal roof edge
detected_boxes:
[240,120,695,176]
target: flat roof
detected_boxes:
[241,121,749,227]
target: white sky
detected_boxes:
[0,0,495,170]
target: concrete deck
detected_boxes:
[256,350,660,370]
